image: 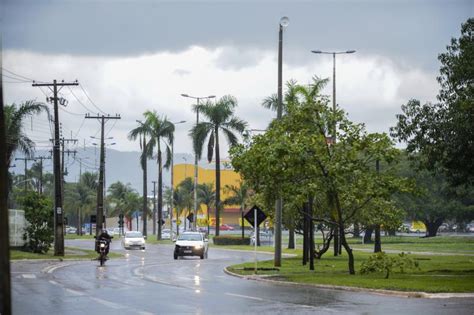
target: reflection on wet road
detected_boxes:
[10,239,474,314]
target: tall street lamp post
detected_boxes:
[181,94,215,230]
[275,16,289,268]
[311,49,356,255]
[170,120,186,236]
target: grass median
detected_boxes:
[224,236,474,293]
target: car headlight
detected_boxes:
[194,245,203,249]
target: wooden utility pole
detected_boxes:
[85,114,120,237]
[1,52,12,315]
[33,79,78,256]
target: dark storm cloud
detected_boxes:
[3,0,471,70]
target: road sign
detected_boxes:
[244,205,267,228]
[187,213,194,223]
[158,219,165,226]
[90,215,105,224]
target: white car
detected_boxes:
[161,229,175,240]
[122,231,146,250]
[173,232,208,259]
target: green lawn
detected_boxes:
[64,234,95,240]
[10,247,123,260]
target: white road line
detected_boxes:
[21,274,36,279]
[66,288,84,296]
[49,280,58,285]
[89,297,123,309]
[225,293,264,301]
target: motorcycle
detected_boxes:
[97,239,109,266]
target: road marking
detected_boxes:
[66,288,84,296]
[49,280,59,285]
[21,274,36,279]
[89,297,123,309]
[225,293,264,301]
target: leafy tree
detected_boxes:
[174,178,194,233]
[231,78,404,274]
[21,192,53,253]
[391,18,474,187]
[142,111,174,239]
[129,120,153,236]
[107,181,142,231]
[223,181,251,239]
[4,101,49,167]
[190,95,247,236]
[198,182,215,235]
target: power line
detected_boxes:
[1,67,37,81]
[67,86,96,113]
[79,84,106,115]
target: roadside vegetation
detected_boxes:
[10,247,122,260]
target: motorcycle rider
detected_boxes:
[96,229,113,258]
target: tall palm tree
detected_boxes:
[224,181,251,239]
[5,101,49,167]
[198,182,215,235]
[108,181,142,231]
[143,111,174,240]
[129,121,153,236]
[190,95,247,236]
[173,178,194,234]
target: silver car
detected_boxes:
[173,232,208,259]
[122,231,146,250]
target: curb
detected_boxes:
[223,267,474,299]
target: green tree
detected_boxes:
[4,101,49,167]
[21,191,53,253]
[223,181,251,239]
[142,111,174,239]
[174,178,194,233]
[391,18,474,186]
[107,181,142,231]
[190,95,247,236]
[129,120,154,236]
[231,78,403,274]
[198,183,215,235]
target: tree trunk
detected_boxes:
[424,218,443,237]
[215,127,221,236]
[302,204,308,265]
[333,226,339,256]
[288,226,295,249]
[374,225,381,253]
[157,144,163,240]
[364,228,373,244]
[207,205,211,236]
[142,135,148,237]
[241,205,245,239]
[309,197,315,271]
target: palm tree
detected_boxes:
[128,121,153,236]
[198,182,215,235]
[173,178,194,234]
[108,181,142,231]
[190,95,247,236]
[224,181,251,239]
[143,111,174,240]
[5,101,49,167]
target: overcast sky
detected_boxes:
[2,0,472,166]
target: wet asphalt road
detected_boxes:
[11,239,474,315]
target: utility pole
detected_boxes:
[85,114,120,237]
[59,136,77,214]
[33,79,78,256]
[15,157,36,192]
[1,53,12,315]
[34,156,51,194]
[152,181,157,235]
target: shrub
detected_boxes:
[21,192,54,253]
[213,235,250,245]
[360,252,419,278]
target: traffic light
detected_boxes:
[118,213,124,227]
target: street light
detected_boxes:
[170,120,186,236]
[274,16,289,268]
[310,49,356,140]
[181,93,215,230]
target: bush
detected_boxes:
[21,192,54,254]
[360,252,419,279]
[213,235,250,245]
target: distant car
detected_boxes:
[65,226,77,234]
[219,224,234,231]
[250,231,273,245]
[122,231,146,250]
[161,229,175,240]
[174,232,208,259]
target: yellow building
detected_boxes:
[173,162,244,226]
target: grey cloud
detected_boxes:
[212,47,268,71]
[173,68,191,76]
[3,0,471,71]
